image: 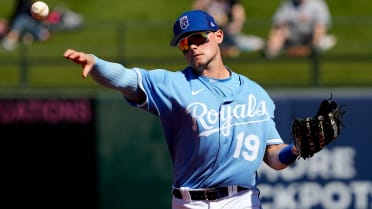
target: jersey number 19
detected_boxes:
[233,132,260,161]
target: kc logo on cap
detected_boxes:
[180,16,189,30]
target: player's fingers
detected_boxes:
[64,50,83,64]
[63,49,77,59]
[81,54,95,79]
[64,50,87,65]
[82,65,93,79]
[64,49,87,62]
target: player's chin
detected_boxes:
[190,63,205,74]
[190,56,207,66]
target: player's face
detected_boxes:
[181,30,223,71]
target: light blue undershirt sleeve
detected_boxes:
[90,55,140,100]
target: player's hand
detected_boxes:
[63,49,95,79]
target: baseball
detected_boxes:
[31,1,49,20]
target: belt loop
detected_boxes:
[228,185,238,197]
[180,187,192,201]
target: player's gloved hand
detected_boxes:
[291,96,346,159]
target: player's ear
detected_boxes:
[214,29,224,44]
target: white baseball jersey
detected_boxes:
[125,66,284,189]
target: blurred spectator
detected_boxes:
[45,6,84,32]
[1,0,84,51]
[192,0,265,58]
[264,0,337,59]
[1,0,50,51]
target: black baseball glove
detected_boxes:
[291,96,346,159]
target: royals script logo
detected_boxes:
[186,94,270,137]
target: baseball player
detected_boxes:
[64,10,300,209]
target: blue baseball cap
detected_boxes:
[170,10,219,46]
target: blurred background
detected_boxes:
[1,0,371,209]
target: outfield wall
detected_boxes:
[1,89,371,209]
